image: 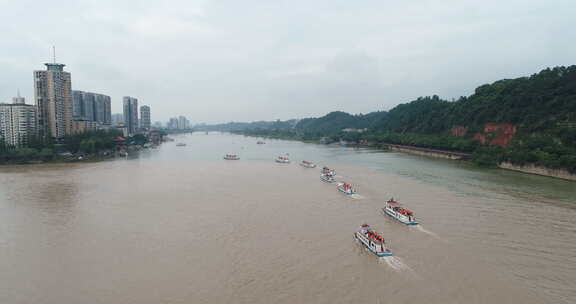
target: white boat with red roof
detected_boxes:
[383,198,418,225]
[275,155,290,163]
[321,166,335,176]
[337,182,356,195]
[354,224,393,257]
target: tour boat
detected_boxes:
[321,166,336,176]
[275,156,290,163]
[257,141,266,144]
[382,198,418,226]
[320,173,336,183]
[223,154,240,160]
[176,143,186,147]
[337,182,356,195]
[300,160,317,168]
[354,224,393,257]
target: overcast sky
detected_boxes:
[0,0,574,123]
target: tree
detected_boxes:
[130,134,148,146]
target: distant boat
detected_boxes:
[354,224,393,257]
[337,182,356,195]
[176,143,186,147]
[300,160,317,168]
[321,167,336,177]
[223,154,240,160]
[257,141,265,144]
[275,156,290,163]
[320,174,335,183]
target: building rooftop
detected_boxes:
[44,63,66,71]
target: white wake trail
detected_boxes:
[413,225,440,239]
[379,256,412,272]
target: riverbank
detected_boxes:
[499,162,576,181]
[382,143,472,160]
[372,143,575,181]
[240,133,576,181]
[0,151,120,166]
[0,144,160,166]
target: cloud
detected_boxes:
[0,0,574,123]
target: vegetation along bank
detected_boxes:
[201,66,576,181]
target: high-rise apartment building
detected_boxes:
[94,94,111,125]
[0,96,37,147]
[72,90,84,120]
[140,106,151,130]
[178,116,190,129]
[34,62,73,139]
[168,117,178,129]
[123,96,138,135]
[72,90,111,126]
[167,116,191,130]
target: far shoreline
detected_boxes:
[236,133,576,182]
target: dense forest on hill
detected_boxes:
[376,66,576,134]
[295,111,387,136]
[223,66,576,173]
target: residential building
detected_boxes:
[72,120,98,134]
[12,91,25,104]
[178,116,190,129]
[166,116,191,130]
[93,93,111,125]
[140,106,151,131]
[72,90,111,127]
[168,117,178,129]
[33,62,73,139]
[123,96,138,135]
[0,96,37,147]
[72,90,85,120]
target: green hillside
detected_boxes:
[233,66,576,173]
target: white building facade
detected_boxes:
[0,98,37,147]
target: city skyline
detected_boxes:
[1,1,574,123]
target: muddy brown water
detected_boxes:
[1,133,574,303]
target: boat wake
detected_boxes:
[379,256,414,274]
[350,194,364,199]
[413,225,440,239]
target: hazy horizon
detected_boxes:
[1,0,574,124]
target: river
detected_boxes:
[1,132,575,304]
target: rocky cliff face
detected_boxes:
[452,123,517,148]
